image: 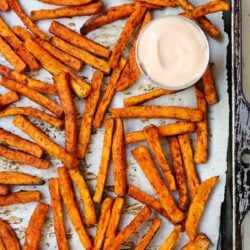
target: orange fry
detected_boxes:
[0,185,10,195]
[135,0,176,7]
[159,225,182,250]
[0,91,19,107]
[41,0,92,5]
[0,0,9,12]
[182,233,211,250]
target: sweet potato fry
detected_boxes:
[144,125,176,191]
[181,0,230,19]
[182,233,211,250]
[69,168,96,225]
[0,237,4,250]
[135,0,176,7]
[159,225,182,250]
[107,206,151,250]
[24,202,49,250]
[116,11,152,91]
[109,3,146,68]
[13,115,78,168]
[0,107,63,128]
[103,197,124,250]
[132,146,185,224]
[185,176,218,240]
[202,64,218,105]
[58,167,93,249]
[126,121,196,144]
[0,185,9,195]
[80,3,135,34]
[0,191,41,206]
[0,37,26,72]
[168,136,189,211]
[93,118,114,203]
[31,1,103,20]
[93,197,113,250]
[0,91,19,107]
[54,72,77,154]
[0,220,20,250]
[77,71,103,159]
[0,78,63,117]
[112,106,203,121]
[49,21,110,58]
[41,0,92,5]
[0,0,9,12]
[124,88,174,106]
[93,58,127,127]
[178,134,200,198]
[135,217,161,250]
[49,178,69,250]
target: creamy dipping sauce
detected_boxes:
[136,16,209,90]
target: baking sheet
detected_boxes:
[0,0,229,249]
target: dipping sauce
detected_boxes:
[136,16,209,90]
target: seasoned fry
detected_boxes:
[159,225,182,250]
[41,0,92,5]
[24,202,49,250]
[112,106,203,121]
[135,0,176,7]
[135,217,161,250]
[132,146,185,224]
[0,0,9,12]
[0,107,63,128]
[109,3,146,68]
[144,125,176,191]
[202,64,218,105]
[107,206,151,250]
[0,191,41,206]
[0,185,10,195]
[0,78,63,117]
[54,72,77,154]
[49,178,69,250]
[69,168,96,225]
[0,237,4,250]
[13,115,78,168]
[181,0,230,19]
[80,3,135,34]
[77,71,103,159]
[116,11,152,91]
[185,176,218,240]
[0,37,26,72]
[182,233,211,250]
[124,88,174,106]
[0,91,19,107]
[49,21,110,58]
[93,58,127,127]
[178,134,200,198]
[168,136,189,211]
[103,197,124,250]
[31,2,103,20]
[93,197,113,250]
[126,121,196,144]
[93,118,114,203]
[58,167,93,249]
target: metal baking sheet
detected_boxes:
[0,0,229,249]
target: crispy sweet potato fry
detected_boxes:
[135,0,176,7]
[31,2,103,20]
[93,58,127,127]
[13,115,78,168]
[41,0,92,5]
[93,197,113,250]
[77,71,103,159]
[58,167,93,249]
[49,178,69,250]
[0,0,9,12]
[8,0,49,40]
[181,0,230,19]
[168,136,189,211]
[93,118,114,203]
[69,168,96,225]
[144,125,176,191]
[49,21,110,58]
[159,225,182,250]
[182,233,211,250]
[0,37,26,72]
[0,191,41,206]
[0,91,19,107]
[54,72,77,154]
[132,146,185,224]
[185,176,218,240]
[126,121,196,144]
[178,134,200,198]
[135,217,161,250]
[107,206,151,250]
[0,78,63,117]
[0,237,4,250]
[0,185,9,195]
[109,3,146,68]
[24,202,49,250]
[103,197,124,250]
[80,3,135,34]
